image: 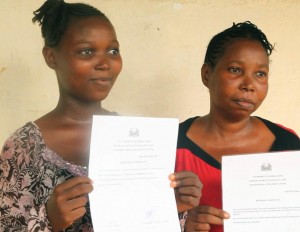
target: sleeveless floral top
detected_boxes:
[0,122,92,231]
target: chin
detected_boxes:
[225,110,252,122]
[80,94,109,103]
[95,93,110,102]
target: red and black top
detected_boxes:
[175,116,300,232]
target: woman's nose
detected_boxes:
[239,74,254,92]
[95,55,110,70]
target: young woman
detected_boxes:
[175,21,300,232]
[0,1,202,231]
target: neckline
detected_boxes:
[29,121,88,173]
[180,116,222,169]
[180,116,278,169]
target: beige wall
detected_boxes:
[0,0,299,146]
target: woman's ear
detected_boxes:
[42,46,56,70]
[201,63,211,87]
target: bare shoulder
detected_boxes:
[188,116,207,136]
[251,116,274,138]
[34,111,60,131]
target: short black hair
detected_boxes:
[32,0,110,47]
[204,21,274,68]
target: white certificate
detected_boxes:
[222,150,300,232]
[89,115,180,232]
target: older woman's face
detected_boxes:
[202,39,269,121]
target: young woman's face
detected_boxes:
[51,16,122,103]
[202,39,269,120]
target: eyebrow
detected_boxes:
[228,60,269,68]
[74,39,119,45]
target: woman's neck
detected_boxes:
[54,97,104,123]
[203,113,255,138]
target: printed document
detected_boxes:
[222,150,300,232]
[89,116,180,232]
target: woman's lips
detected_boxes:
[90,77,112,86]
[234,98,254,108]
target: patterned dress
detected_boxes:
[1,121,185,232]
[0,122,92,231]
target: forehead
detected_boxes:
[220,39,269,64]
[59,16,117,45]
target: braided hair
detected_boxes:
[204,21,274,69]
[32,0,110,47]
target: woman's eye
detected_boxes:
[107,48,120,55]
[80,49,94,56]
[228,67,241,74]
[256,71,267,77]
